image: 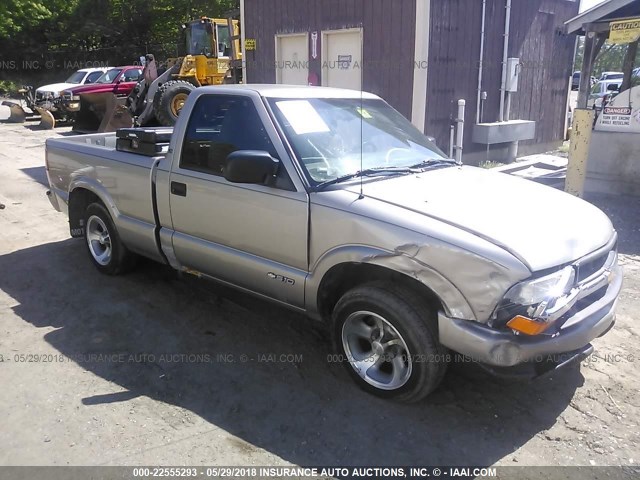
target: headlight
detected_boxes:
[493,266,576,335]
[505,266,575,306]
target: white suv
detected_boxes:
[35,67,109,105]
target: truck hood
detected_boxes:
[345,166,614,271]
[36,83,79,96]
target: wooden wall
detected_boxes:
[426,0,580,157]
[244,0,416,119]
[243,0,579,159]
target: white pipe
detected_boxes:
[499,0,512,122]
[240,0,247,83]
[476,0,487,125]
[449,124,455,158]
[411,0,431,131]
[455,99,466,163]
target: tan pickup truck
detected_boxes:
[45,85,621,402]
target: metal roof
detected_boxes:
[198,84,381,99]
[565,0,640,34]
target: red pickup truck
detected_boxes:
[60,66,143,132]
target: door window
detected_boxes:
[180,95,292,187]
[122,69,143,82]
[85,71,104,84]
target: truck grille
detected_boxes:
[575,250,612,284]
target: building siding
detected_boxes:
[244,0,416,119]
[244,0,579,161]
[426,0,579,158]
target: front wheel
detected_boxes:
[83,202,137,275]
[332,282,448,403]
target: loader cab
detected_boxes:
[185,19,216,58]
[184,18,234,59]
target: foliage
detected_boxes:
[0,0,238,85]
[574,37,639,76]
[0,79,21,96]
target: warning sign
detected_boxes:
[609,18,640,44]
[603,106,632,116]
[599,112,631,128]
[595,85,640,132]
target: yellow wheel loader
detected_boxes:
[125,15,242,129]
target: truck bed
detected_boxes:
[45,130,172,258]
[52,127,173,157]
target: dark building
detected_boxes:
[240,0,579,163]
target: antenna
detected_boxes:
[359,25,364,200]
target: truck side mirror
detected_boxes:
[223,150,279,185]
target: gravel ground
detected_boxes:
[0,106,638,470]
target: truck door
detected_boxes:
[168,93,308,308]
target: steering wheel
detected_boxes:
[384,147,413,165]
[304,155,331,170]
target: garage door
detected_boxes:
[322,29,363,91]
[275,34,308,85]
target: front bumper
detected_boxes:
[438,263,622,367]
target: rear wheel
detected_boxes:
[332,282,448,403]
[83,202,137,275]
[153,80,196,126]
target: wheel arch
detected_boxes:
[68,180,119,238]
[317,263,444,319]
[310,250,476,323]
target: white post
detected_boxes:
[456,99,466,163]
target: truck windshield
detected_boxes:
[95,68,123,84]
[65,71,86,84]
[268,97,448,185]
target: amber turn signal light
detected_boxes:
[506,315,550,336]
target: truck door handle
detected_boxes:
[171,181,187,197]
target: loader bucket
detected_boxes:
[72,92,110,132]
[2,100,28,123]
[33,106,56,129]
[97,94,134,133]
[73,93,133,133]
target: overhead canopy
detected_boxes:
[565,0,640,109]
[566,0,640,35]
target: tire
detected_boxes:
[332,282,448,403]
[153,80,196,126]
[83,202,137,275]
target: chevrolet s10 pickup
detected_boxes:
[45,85,622,402]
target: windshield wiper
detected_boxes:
[409,158,461,169]
[314,166,418,190]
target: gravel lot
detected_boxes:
[0,106,639,469]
